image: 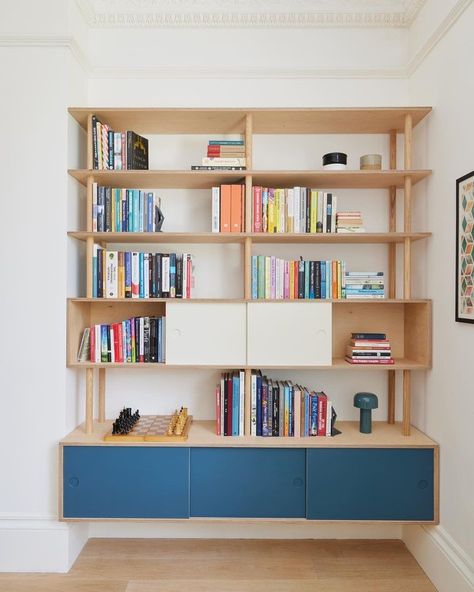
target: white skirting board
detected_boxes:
[403,525,474,592]
[0,518,88,573]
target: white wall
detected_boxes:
[405,3,474,590]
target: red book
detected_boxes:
[226,374,233,436]
[117,322,124,363]
[220,185,231,232]
[317,392,327,436]
[294,260,299,299]
[113,322,120,362]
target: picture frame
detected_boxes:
[456,170,474,323]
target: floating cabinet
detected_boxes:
[247,302,332,366]
[166,302,247,365]
[306,448,435,521]
[63,446,190,519]
[190,448,306,518]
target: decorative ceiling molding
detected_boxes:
[75,0,427,28]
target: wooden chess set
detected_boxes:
[104,407,192,442]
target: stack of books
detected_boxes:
[252,187,337,233]
[211,184,245,232]
[345,332,393,365]
[215,371,335,437]
[192,139,246,170]
[92,115,149,170]
[92,185,162,232]
[344,271,384,299]
[92,248,194,299]
[77,316,165,364]
[251,256,346,300]
[336,211,365,233]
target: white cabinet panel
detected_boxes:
[166,303,246,365]
[247,302,332,366]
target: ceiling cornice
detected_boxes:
[75,0,427,28]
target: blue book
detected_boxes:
[232,373,240,436]
[256,373,262,436]
[321,261,326,299]
[304,261,310,299]
[133,190,140,232]
[108,130,114,169]
[101,324,108,362]
[304,390,310,436]
[209,140,244,146]
[169,253,176,297]
[139,252,144,298]
[284,383,290,436]
[147,193,154,232]
[310,393,318,436]
[262,381,268,437]
[115,189,121,231]
[251,256,258,299]
[126,190,132,231]
[122,194,128,232]
[124,252,132,298]
[139,191,145,232]
[327,260,331,299]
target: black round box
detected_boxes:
[322,152,347,166]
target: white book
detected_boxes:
[251,372,257,436]
[294,387,301,437]
[293,187,301,233]
[326,401,332,437]
[202,157,246,166]
[317,191,324,233]
[331,195,337,233]
[92,182,98,231]
[110,325,115,363]
[139,191,145,232]
[182,252,187,299]
[322,193,328,233]
[114,132,122,170]
[239,370,245,436]
[162,255,170,293]
[139,317,144,361]
[131,252,140,298]
[144,253,149,298]
[287,188,294,232]
[211,187,220,232]
[105,250,118,298]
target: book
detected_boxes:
[191,165,246,170]
[202,157,246,166]
[220,185,232,233]
[351,332,387,340]
[126,131,149,170]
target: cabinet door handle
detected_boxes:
[68,477,80,488]
[418,479,428,490]
[173,329,182,337]
[293,477,304,487]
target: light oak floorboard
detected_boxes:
[0,539,436,592]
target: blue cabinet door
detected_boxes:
[307,448,434,521]
[190,448,306,518]
[63,446,190,519]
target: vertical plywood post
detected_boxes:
[86,114,94,170]
[245,113,253,170]
[404,113,412,300]
[98,368,106,423]
[403,370,411,436]
[244,368,251,436]
[244,237,252,299]
[86,176,94,233]
[86,236,94,301]
[85,367,94,434]
[388,130,397,425]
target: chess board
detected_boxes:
[104,415,192,443]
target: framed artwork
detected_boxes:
[456,171,474,322]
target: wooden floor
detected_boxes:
[0,539,437,592]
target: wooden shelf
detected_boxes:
[60,419,437,448]
[69,107,431,134]
[68,169,431,189]
[69,297,431,304]
[68,231,431,244]
[68,358,429,370]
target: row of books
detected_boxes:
[252,187,339,234]
[345,272,384,299]
[211,184,245,232]
[92,248,194,299]
[92,115,149,170]
[92,184,163,232]
[345,332,393,365]
[193,139,246,171]
[251,257,347,300]
[215,371,336,437]
[77,316,165,363]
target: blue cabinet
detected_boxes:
[307,448,434,521]
[190,448,306,518]
[63,446,190,519]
